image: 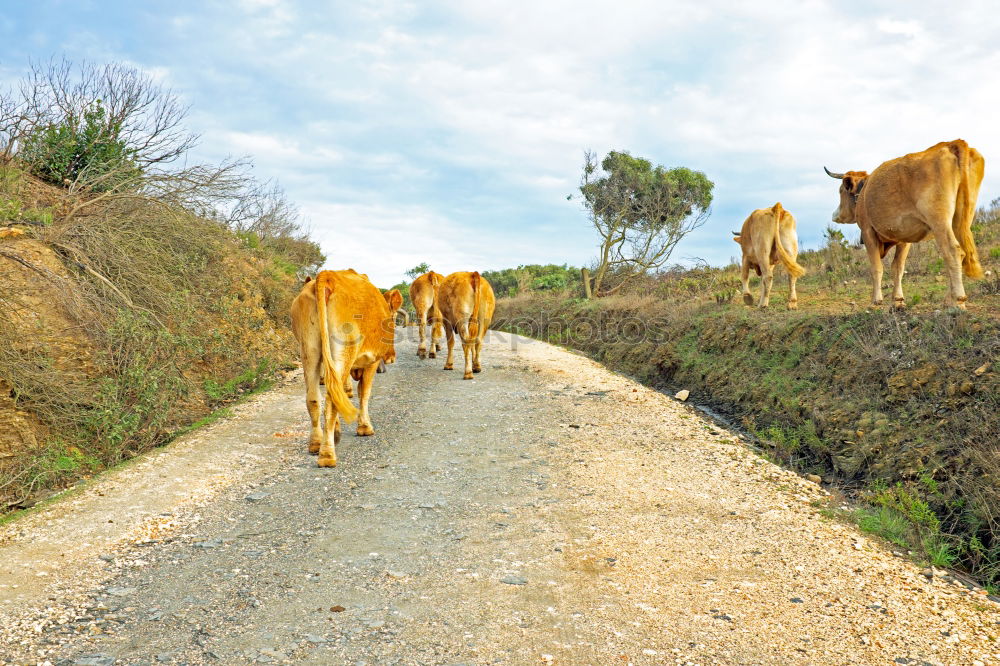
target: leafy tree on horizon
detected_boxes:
[578,150,714,296]
[405,262,430,281]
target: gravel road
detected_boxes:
[1,331,998,665]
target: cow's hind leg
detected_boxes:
[430,311,443,358]
[317,397,340,468]
[343,373,353,399]
[741,257,753,306]
[443,326,456,370]
[787,271,799,310]
[355,363,379,436]
[460,319,474,379]
[930,222,968,308]
[304,361,323,455]
[890,242,911,310]
[758,263,774,309]
[416,308,428,359]
[472,330,483,373]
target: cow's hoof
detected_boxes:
[308,441,321,455]
[758,304,769,310]
[472,366,481,373]
[345,389,354,398]
[356,424,375,436]
[463,372,474,380]
[417,349,427,359]
[428,351,436,359]
[443,364,453,370]
[787,300,798,310]
[317,455,337,468]
[891,299,906,311]
[435,344,441,352]
[743,293,753,306]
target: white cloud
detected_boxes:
[300,201,494,286]
[214,130,343,167]
[61,0,1000,273]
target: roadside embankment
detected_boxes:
[494,294,1000,591]
[0,169,311,513]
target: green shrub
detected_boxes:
[20,101,141,191]
[855,506,910,547]
[204,359,274,402]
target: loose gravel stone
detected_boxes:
[500,575,528,585]
[72,655,116,666]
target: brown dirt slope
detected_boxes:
[0,171,302,511]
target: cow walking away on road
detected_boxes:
[732,202,806,309]
[290,270,403,467]
[437,271,496,380]
[825,139,985,309]
[410,270,444,359]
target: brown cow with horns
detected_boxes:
[825,139,985,309]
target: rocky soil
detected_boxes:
[0,332,997,665]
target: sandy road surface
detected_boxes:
[0,331,998,665]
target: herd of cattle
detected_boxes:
[290,269,495,467]
[736,138,985,310]
[289,139,986,467]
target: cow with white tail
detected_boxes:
[733,202,806,309]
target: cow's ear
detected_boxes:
[854,178,866,195]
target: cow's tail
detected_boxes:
[468,271,482,338]
[315,272,358,423]
[428,272,444,340]
[951,141,984,279]
[772,203,806,278]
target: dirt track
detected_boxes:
[1,332,998,665]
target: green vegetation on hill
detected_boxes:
[483,264,582,299]
[0,60,323,511]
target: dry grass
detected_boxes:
[0,168,304,510]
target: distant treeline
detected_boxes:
[482,264,582,299]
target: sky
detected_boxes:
[2,0,999,287]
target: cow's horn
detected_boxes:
[824,166,845,179]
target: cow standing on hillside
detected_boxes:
[732,202,806,309]
[410,270,444,359]
[825,139,985,309]
[437,271,496,380]
[290,270,402,467]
